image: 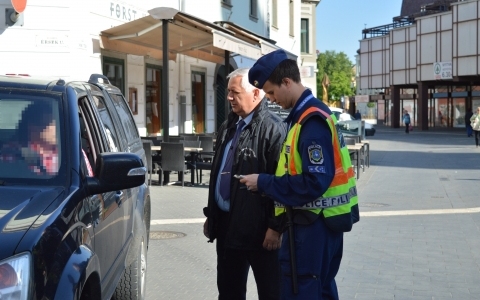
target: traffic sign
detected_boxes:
[11,0,27,13]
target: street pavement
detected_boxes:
[145,125,480,300]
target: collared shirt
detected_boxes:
[215,113,254,211]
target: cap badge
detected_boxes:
[254,80,258,87]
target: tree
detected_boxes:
[316,50,354,105]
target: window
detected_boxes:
[103,57,125,95]
[301,18,309,53]
[272,0,278,28]
[250,0,257,18]
[110,93,140,144]
[289,0,294,36]
[146,65,162,135]
[221,0,232,9]
[91,95,121,152]
[0,93,63,181]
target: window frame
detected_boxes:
[301,18,309,53]
[272,0,278,28]
[250,0,258,19]
[289,0,294,37]
[102,56,125,95]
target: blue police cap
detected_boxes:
[248,49,288,89]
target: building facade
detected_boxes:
[358,0,480,129]
[1,0,319,137]
[300,0,320,96]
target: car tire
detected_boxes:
[113,230,147,300]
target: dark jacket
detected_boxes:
[204,99,286,250]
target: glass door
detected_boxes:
[146,65,162,135]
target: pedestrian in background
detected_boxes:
[470,107,480,147]
[203,68,286,300]
[403,110,411,134]
[240,49,359,300]
[465,108,474,137]
[354,109,361,120]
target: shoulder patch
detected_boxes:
[308,144,324,164]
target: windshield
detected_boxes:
[0,90,64,185]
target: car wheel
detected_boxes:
[113,231,147,300]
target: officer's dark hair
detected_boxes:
[267,59,301,86]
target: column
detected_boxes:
[417,82,429,130]
[391,85,400,128]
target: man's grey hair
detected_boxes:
[227,68,265,99]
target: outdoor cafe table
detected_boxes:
[347,144,362,180]
[151,145,203,185]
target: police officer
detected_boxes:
[240,49,359,299]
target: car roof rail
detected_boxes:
[88,74,111,85]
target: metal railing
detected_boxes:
[362,19,415,39]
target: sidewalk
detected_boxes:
[146,126,480,299]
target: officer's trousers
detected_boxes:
[279,216,343,300]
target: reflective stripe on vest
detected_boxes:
[274,106,359,232]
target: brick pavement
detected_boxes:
[145,126,480,299]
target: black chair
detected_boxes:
[179,134,198,140]
[142,140,162,186]
[196,136,215,184]
[159,142,186,187]
[141,136,162,146]
[169,136,184,143]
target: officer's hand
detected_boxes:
[239,174,259,192]
[263,228,281,251]
[203,219,209,239]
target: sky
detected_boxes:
[316,0,403,64]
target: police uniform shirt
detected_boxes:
[257,90,335,206]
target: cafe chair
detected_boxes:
[169,136,184,143]
[160,142,186,187]
[142,140,162,186]
[196,136,215,184]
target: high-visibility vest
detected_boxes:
[274,106,360,232]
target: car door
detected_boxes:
[78,94,129,290]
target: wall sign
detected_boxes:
[433,62,452,80]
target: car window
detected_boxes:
[109,93,140,144]
[0,92,63,182]
[78,97,106,165]
[91,95,120,152]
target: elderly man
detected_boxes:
[203,68,286,300]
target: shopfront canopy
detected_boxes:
[100,7,265,64]
[215,21,298,61]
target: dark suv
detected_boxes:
[0,74,150,300]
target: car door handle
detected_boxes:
[115,190,123,207]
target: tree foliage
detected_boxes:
[316,50,355,103]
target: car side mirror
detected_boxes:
[86,152,146,196]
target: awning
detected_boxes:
[100,7,264,64]
[215,21,298,60]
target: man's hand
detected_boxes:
[263,228,281,251]
[203,219,209,239]
[239,174,259,191]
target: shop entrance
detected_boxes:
[146,65,162,135]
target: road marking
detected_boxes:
[151,207,480,225]
[151,218,205,225]
[361,207,480,217]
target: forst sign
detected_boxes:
[433,62,453,80]
[106,1,147,22]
